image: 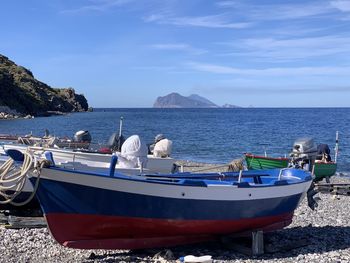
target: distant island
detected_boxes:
[0,54,89,119]
[153,92,240,108]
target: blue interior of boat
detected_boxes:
[48,163,312,188]
[44,151,56,166]
[5,149,24,162]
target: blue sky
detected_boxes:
[1,0,350,107]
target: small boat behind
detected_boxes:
[0,134,19,142]
[245,153,337,182]
[0,131,90,149]
[313,162,337,179]
[0,134,175,210]
[245,153,289,170]
[245,135,339,182]
[26,153,312,250]
[0,140,175,174]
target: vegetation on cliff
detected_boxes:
[0,54,88,116]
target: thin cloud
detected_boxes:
[330,0,350,12]
[187,61,350,76]
[340,15,350,20]
[216,1,241,8]
[195,85,350,94]
[144,13,251,29]
[132,65,192,74]
[60,0,134,14]
[218,35,350,61]
[145,14,166,22]
[150,43,207,55]
[132,65,178,71]
[216,1,342,20]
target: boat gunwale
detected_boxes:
[244,153,290,161]
[42,166,313,189]
[313,161,337,166]
[3,144,174,161]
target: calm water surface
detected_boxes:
[1,108,349,173]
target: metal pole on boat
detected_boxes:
[238,170,243,182]
[140,161,144,173]
[119,116,124,137]
[278,168,287,180]
[334,131,339,163]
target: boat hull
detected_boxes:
[245,154,289,170]
[46,212,293,249]
[245,154,337,181]
[313,162,337,181]
[30,167,311,249]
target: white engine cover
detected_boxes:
[116,135,148,168]
[153,139,172,158]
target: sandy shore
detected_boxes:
[1,165,350,262]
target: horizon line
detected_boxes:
[90,106,350,109]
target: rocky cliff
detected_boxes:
[153,93,219,108]
[0,54,88,117]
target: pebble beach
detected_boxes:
[1,166,350,263]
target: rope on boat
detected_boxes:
[0,152,46,206]
[17,136,31,145]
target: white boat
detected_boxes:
[0,136,175,209]
[1,144,175,174]
[0,149,169,209]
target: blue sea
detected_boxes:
[1,108,349,174]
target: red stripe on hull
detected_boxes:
[45,212,293,249]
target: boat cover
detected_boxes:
[153,138,172,157]
[74,130,92,143]
[116,135,148,168]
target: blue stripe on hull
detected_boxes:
[32,178,303,220]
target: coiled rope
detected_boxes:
[0,152,45,206]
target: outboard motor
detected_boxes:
[289,138,319,211]
[316,144,331,162]
[107,132,125,152]
[74,130,92,143]
[289,138,318,171]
